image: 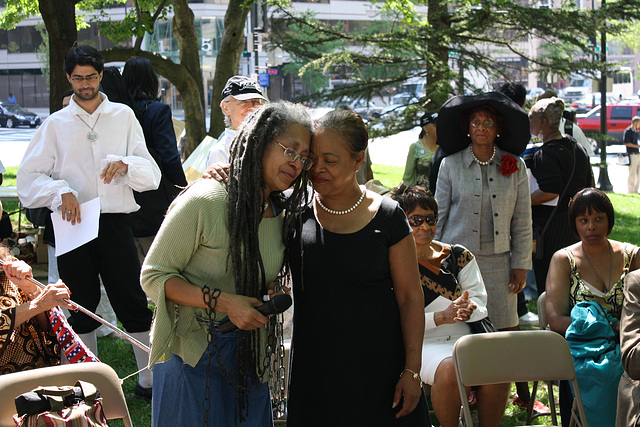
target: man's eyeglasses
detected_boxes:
[238,99,263,108]
[408,214,437,227]
[470,120,495,129]
[70,74,100,82]
[276,142,314,171]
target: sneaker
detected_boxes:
[512,395,550,414]
[468,390,477,409]
[519,312,539,327]
[134,382,152,400]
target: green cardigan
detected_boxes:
[141,179,285,368]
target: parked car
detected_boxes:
[568,93,617,114]
[526,87,545,102]
[380,93,419,117]
[0,102,41,128]
[576,101,640,144]
[351,99,383,119]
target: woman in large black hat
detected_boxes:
[434,92,532,331]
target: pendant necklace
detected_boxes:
[315,188,366,215]
[582,241,612,293]
[77,113,101,142]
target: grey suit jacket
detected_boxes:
[434,145,532,270]
[617,270,640,427]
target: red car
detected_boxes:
[576,101,640,144]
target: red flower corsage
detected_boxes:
[499,155,519,176]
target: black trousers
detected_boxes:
[57,214,153,334]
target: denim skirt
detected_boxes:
[152,332,273,426]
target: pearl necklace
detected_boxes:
[470,145,496,166]
[315,188,366,215]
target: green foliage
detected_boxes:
[87,0,173,44]
[271,0,640,137]
[35,23,50,90]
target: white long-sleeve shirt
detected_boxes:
[17,93,161,213]
[423,256,488,339]
[205,128,237,166]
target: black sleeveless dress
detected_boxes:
[287,197,429,426]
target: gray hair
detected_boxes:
[220,96,232,128]
[530,97,565,131]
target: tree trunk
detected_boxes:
[209,0,253,138]
[101,48,204,156]
[426,0,452,110]
[171,0,207,158]
[39,0,79,113]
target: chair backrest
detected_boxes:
[0,362,132,427]
[452,330,589,427]
[537,291,548,329]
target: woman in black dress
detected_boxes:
[287,109,428,426]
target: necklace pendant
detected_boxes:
[87,130,98,142]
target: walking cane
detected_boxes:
[0,259,150,353]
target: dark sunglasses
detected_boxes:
[408,214,437,227]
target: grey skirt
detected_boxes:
[475,252,518,330]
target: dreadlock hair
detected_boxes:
[226,100,312,421]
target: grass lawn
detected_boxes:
[2,163,639,425]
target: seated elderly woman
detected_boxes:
[389,185,509,427]
[547,188,640,425]
[0,246,73,374]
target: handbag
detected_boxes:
[618,153,630,166]
[13,380,107,427]
[468,316,497,334]
[24,208,50,228]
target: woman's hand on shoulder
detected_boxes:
[202,162,230,182]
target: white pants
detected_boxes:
[629,153,640,193]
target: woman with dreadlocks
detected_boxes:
[286,109,429,425]
[141,101,313,426]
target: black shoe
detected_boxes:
[134,382,152,400]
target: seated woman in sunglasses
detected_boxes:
[390,184,510,427]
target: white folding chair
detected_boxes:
[525,291,560,425]
[0,362,132,427]
[452,330,588,427]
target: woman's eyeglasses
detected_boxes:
[276,142,314,171]
[408,214,437,227]
[470,120,495,129]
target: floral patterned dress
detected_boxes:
[0,275,59,374]
[564,243,637,319]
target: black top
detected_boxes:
[287,196,425,426]
[528,136,592,225]
[624,125,639,155]
[130,100,187,237]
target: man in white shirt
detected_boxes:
[205,75,266,166]
[17,45,160,399]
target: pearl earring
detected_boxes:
[497,134,501,138]
[467,133,470,137]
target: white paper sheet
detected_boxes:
[527,168,558,206]
[52,197,101,256]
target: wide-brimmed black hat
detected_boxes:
[436,92,530,156]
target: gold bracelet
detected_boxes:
[26,288,41,298]
[401,368,422,386]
